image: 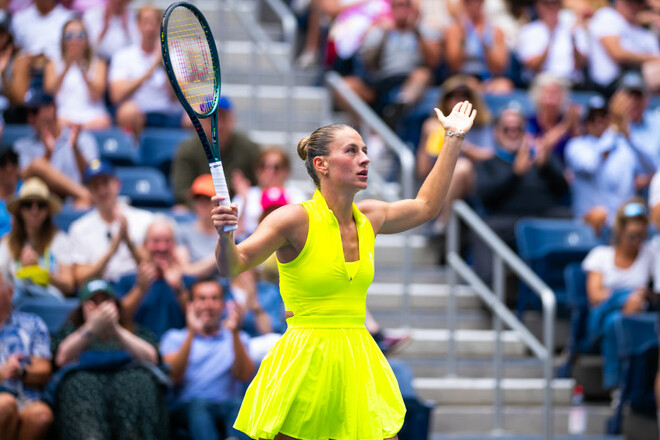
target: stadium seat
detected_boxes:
[116,166,175,208]
[483,90,534,117]
[2,124,32,145]
[515,219,598,316]
[53,207,90,232]
[93,128,139,166]
[139,128,192,179]
[17,298,79,333]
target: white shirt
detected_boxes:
[16,128,99,184]
[53,58,109,124]
[582,243,654,291]
[68,204,154,282]
[517,11,588,82]
[11,5,74,59]
[649,171,660,211]
[83,6,139,60]
[109,45,177,114]
[588,7,659,86]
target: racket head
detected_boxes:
[161,2,221,119]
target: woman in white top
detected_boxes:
[44,18,111,130]
[0,177,74,304]
[582,200,654,389]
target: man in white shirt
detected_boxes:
[69,160,153,284]
[587,0,660,93]
[15,91,97,207]
[109,5,185,136]
[11,0,74,60]
[83,0,139,61]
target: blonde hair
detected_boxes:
[297,124,351,188]
[613,198,648,245]
[528,73,570,111]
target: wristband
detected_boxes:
[445,130,465,139]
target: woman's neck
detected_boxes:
[25,226,41,246]
[320,186,355,225]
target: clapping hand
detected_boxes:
[223,300,242,333]
[0,354,23,381]
[186,303,205,335]
[85,301,119,336]
[434,101,477,136]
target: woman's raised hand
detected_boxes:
[434,100,477,135]
[211,195,238,236]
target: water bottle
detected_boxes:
[568,384,587,435]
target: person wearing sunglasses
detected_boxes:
[582,200,654,391]
[0,177,74,305]
[43,18,111,130]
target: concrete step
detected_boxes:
[395,357,547,379]
[367,283,482,311]
[374,265,448,284]
[429,404,616,436]
[374,234,437,266]
[371,308,492,330]
[218,40,290,73]
[415,378,574,406]
[386,328,527,358]
[222,83,328,114]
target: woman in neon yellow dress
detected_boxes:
[212,101,477,440]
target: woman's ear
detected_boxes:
[313,156,328,176]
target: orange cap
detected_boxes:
[190,174,215,198]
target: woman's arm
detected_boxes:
[54,322,96,367]
[586,271,610,306]
[359,101,476,235]
[43,59,70,95]
[485,27,509,76]
[83,58,107,102]
[114,326,158,364]
[49,263,75,296]
[445,24,465,73]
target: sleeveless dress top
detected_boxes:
[54,58,109,124]
[233,189,406,440]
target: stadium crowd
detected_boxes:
[0,0,660,438]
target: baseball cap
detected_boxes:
[23,89,54,110]
[79,278,117,303]
[619,71,646,93]
[84,159,116,184]
[218,96,233,112]
[190,174,215,198]
[585,95,607,120]
[261,186,290,212]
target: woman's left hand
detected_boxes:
[434,100,477,136]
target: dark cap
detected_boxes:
[23,89,54,109]
[0,143,16,159]
[79,278,117,303]
[619,71,646,93]
[83,159,116,184]
[585,95,608,120]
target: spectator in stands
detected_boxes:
[109,5,186,136]
[116,217,189,339]
[344,0,441,127]
[171,96,260,205]
[0,144,19,237]
[587,0,660,95]
[160,278,255,440]
[516,0,588,85]
[0,269,54,440]
[83,0,139,60]
[582,200,654,390]
[527,73,580,162]
[416,75,493,235]
[69,160,152,284]
[43,18,111,130]
[0,19,23,114]
[444,0,512,92]
[232,148,309,241]
[565,93,656,234]
[10,0,74,61]
[473,105,570,281]
[51,278,167,440]
[0,177,74,304]
[16,90,98,207]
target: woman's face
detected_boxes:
[63,20,88,58]
[443,89,472,115]
[324,128,370,191]
[257,152,289,189]
[82,292,115,322]
[617,219,647,253]
[537,82,564,118]
[192,195,214,222]
[464,0,485,18]
[19,199,49,231]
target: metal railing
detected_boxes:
[325,70,416,328]
[446,200,556,440]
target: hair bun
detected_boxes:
[297,137,309,160]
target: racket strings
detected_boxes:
[166,7,217,114]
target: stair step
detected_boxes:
[222,83,328,114]
[371,309,491,330]
[429,404,617,436]
[386,328,527,358]
[367,283,482,311]
[374,234,437,266]
[415,378,574,406]
[395,357,546,379]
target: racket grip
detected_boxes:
[209,161,238,232]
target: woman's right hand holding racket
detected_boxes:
[211,195,238,236]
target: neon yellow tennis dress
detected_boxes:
[234,190,406,440]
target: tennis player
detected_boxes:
[213,101,477,440]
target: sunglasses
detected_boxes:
[623,231,646,242]
[20,200,48,210]
[64,30,87,41]
[623,202,647,218]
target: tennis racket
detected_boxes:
[160,2,236,232]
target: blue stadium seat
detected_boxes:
[17,298,79,333]
[53,207,90,232]
[116,166,175,208]
[2,124,32,145]
[515,219,598,316]
[569,90,600,108]
[93,128,139,166]
[483,90,534,117]
[139,128,192,179]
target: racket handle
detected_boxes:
[209,161,238,232]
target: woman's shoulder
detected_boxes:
[583,245,613,268]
